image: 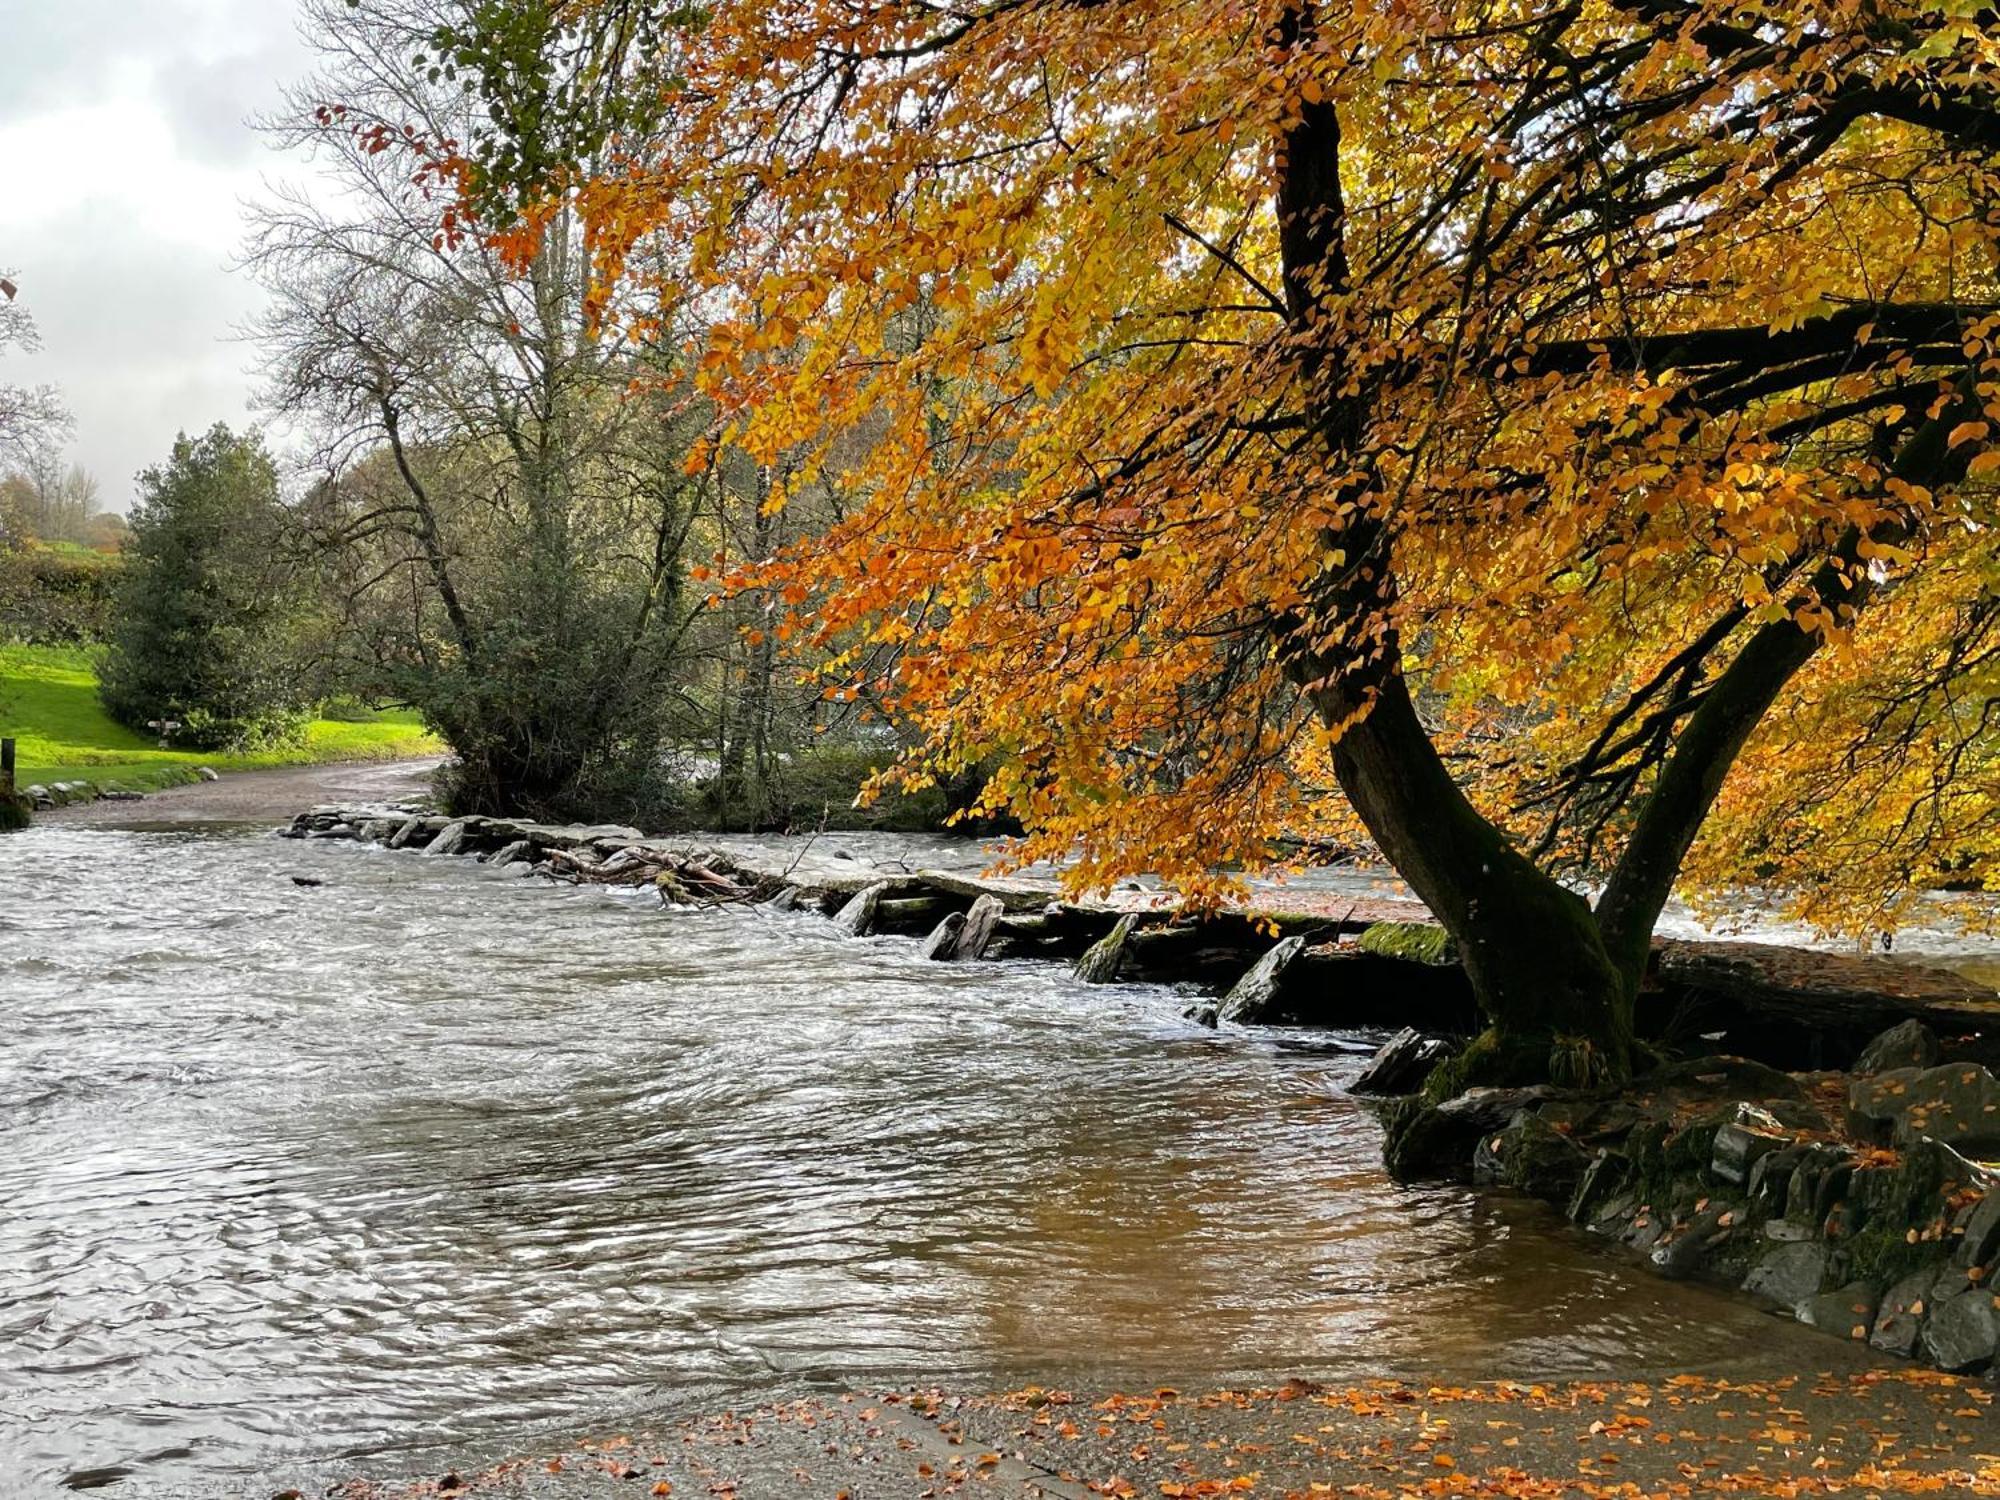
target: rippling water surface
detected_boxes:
[0,809,1903,1495]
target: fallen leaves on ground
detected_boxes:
[337,1370,1999,1498]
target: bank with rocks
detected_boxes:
[1379,1026,2000,1377]
[18,766,217,812]
[287,801,2000,1380]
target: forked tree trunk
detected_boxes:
[1271,37,1634,1085]
[1268,19,1977,1089]
[1308,675,1637,1085]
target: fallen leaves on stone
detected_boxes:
[339,1371,2000,1498]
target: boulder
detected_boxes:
[1383,1086,1554,1182]
[1567,1149,1632,1225]
[1435,1086,1556,1133]
[1855,1019,1942,1076]
[1743,1241,1830,1306]
[1921,1288,2000,1372]
[952,894,1006,960]
[1872,1267,1949,1357]
[1847,1063,2000,1156]
[387,817,427,850]
[760,886,802,913]
[1957,1192,2000,1269]
[1745,1143,1806,1214]
[919,911,967,960]
[1183,1000,1220,1029]
[1350,1028,1454,1097]
[911,869,1055,914]
[22,784,50,808]
[1710,1103,1793,1186]
[1850,1138,1994,1246]
[486,840,535,868]
[832,881,889,937]
[508,822,644,851]
[1796,1282,1880,1341]
[1781,1142,1856,1226]
[1477,1111,1591,1202]
[1534,1097,1646,1145]
[195,766,220,782]
[1073,914,1138,984]
[422,820,472,856]
[1650,1201,1741,1280]
[1216,936,1306,1024]
[358,818,398,843]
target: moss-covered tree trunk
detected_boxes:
[1314,675,1636,1085]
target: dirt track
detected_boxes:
[37,757,441,828]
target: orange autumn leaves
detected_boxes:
[981,1375,2000,1497]
[464,0,1998,929]
[369,1375,2000,1497]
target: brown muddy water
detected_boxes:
[0,800,1939,1496]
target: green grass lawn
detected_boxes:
[0,642,440,791]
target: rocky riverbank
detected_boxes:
[1384,1026,2000,1377]
[17,766,211,810]
[288,801,2000,1381]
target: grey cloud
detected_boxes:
[5,198,270,509]
[155,39,309,166]
[0,1,325,508]
[0,1,307,155]
[0,3,183,124]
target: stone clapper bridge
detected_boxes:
[290,803,2000,1379]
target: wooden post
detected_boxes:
[1,737,13,798]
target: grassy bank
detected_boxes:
[0,643,439,791]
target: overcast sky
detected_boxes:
[1,0,315,511]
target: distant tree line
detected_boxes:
[0,455,124,552]
[0,8,966,829]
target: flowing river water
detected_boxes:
[2,771,1990,1496]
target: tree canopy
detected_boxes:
[422,0,2000,1074]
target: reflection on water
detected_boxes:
[0,824,1875,1495]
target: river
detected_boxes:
[0,785,1971,1496]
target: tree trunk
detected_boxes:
[1274,35,1630,1083]
[1266,12,1978,1089]
[1305,673,1636,1084]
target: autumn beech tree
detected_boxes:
[416,0,2000,1084]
